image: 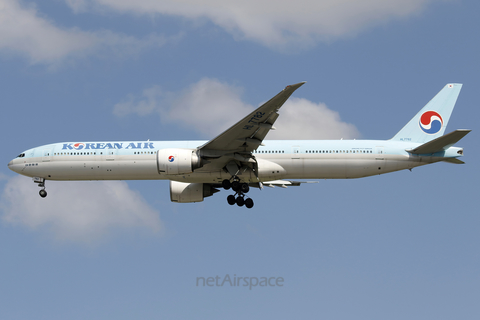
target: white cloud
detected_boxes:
[269,97,359,139]
[167,78,253,136]
[64,0,88,13]
[113,78,359,139]
[0,176,163,244]
[113,85,164,117]
[114,79,254,136]
[72,0,439,48]
[0,0,169,64]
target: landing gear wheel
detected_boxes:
[225,176,253,208]
[222,179,231,190]
[227,195,236,205]
[39,189,47,198]
[236,196,245,207]
[231,181,240,192]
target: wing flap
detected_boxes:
[260,180,318,188]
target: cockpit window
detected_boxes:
[17,153,25,158]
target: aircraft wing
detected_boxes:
[198,82,305,154]
[207,180,317,189]
[260,180,318,188]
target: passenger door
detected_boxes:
[42,149,51,162]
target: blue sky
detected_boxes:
[1,0,479,319]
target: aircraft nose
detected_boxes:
[7,160,16,172]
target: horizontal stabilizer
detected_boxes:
[443,158,465,164]
[408,129,471,154]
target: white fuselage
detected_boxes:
[8,139,460,183]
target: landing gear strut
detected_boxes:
[33,177,47,198]
[223,179,254,209]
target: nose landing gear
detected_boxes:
[223,179,254,209]
[33,177,47,198]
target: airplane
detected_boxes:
[7,82,470,209]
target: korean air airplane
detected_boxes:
[7,82,470,208]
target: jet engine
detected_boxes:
[170,181,219,203]
[157,148,202,175]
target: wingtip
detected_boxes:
[446,83,463,88]
[285,81,306,91]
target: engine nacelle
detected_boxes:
[170,181,218,203]
[157,148,202,175]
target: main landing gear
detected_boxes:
[33,177,47,198]
[222,179,254,209]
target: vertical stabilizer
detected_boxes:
[391,84,462,143]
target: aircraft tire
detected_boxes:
[39,189,47,198]
[227,195,236,205]
[222,179,231,190]
[245,198,254,209]
[240,183,249,193]
[232,181,240,192]
[236,196,244,207]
